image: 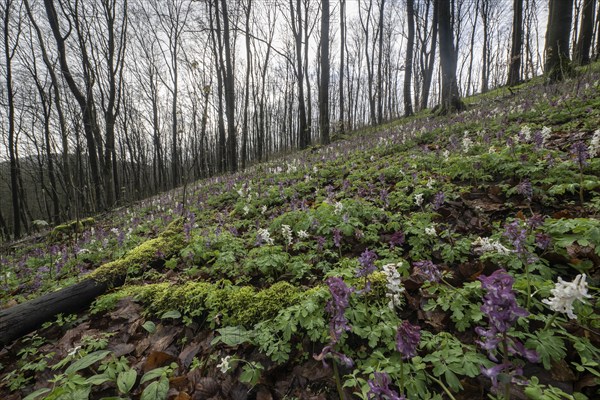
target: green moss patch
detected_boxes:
[89,219,185,283]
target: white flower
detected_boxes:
[414,193,424,207]
[589,129,600,157]
[520,125,532,142]
[68,345,81,357]
[488,146,497,154]
[257,228,274,245]
[442,150,450,160]
[382,263,405,310]
[370,155,376,162]
[334,201,344,215]
[217,355,232,373]
[281,224,293,245]
[472,237,511,255]
[426,177,435,189]
[313,166,318,173]
[297,230,309,239]
[260,205,267,214]
[242,205,250,216]
[424,226,436,236]
[542,274,591,319]
[541,126,552,147]
[462,133,473,152]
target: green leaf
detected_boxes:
[140,366,168,385]
[65,350,111,374]
[117,369,137,394]
[142,321,156,333]
[140,376,169,400]
[160,310,181,319]
[210,326,252,347]
[85,374,112,386]
[22,388,51,400]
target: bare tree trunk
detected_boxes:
[508,0,524,86]
[544,0,574,82]
[574,0,596,65]
[3,0,21,238]
[421,0,438,111]
[339,0,346,135]
[404,0,415,117]
[241,0,252,169]
[221,0,237,172]
[377,0,385,124]
[437,0,464,114]
[319,0,330,144]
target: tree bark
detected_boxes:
[339,0,346,135]
[573,0,596,65]
[508,0,524,86]
[404,0,415,117]
[544,0,574,82]
[420,0,438,111]
[319,0,331,144]
[437,0,464,114]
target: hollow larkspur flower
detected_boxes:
[357,249,378,277]
[367,372,405,400]
[542,274,591,319]
[396,321,421,360]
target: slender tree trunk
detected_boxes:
[508,0,524,86]
[437,0,464,114]
[544,0,574,82]
[221,0,237,172]
[3,0,21,238]
[377,0,385,124]
[241,0,252,169]
[404,0,415,117]
[319,0,331,144]
[574,0,596,65]
[421,0,438,111]
[339,0,346,135]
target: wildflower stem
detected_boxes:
[332,360,345,400]
[543,312,559,331]
[399,358,405,396]
[426,372,458,400]
[501,333,511,400]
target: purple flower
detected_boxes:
[325,277,354,341]
[316,236,326,251]
[332,228,342,248]
[535,233,551,250]
[389,231,405,249]
[481,363,509,388]
[503,220,528,255]
[571,141,589,167]
[527,214,545,229]
[432,191,445,210]
[478,269,528,336]
[367,372,404,400]
[515,179,533,202]
[396,321,421,360]
[357,249,378,277]
[413,260,442,283]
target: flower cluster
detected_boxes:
[472,237,511,255]
[396,320,421,360]
[571,141,589,168]
[515,179,533,202]
[589,129,600,157]
[413,260,442,283]
[315,277,354,367]
[382,263,405,310]
[503,220,527,255]
[388,231,405,249]
[357,249,378,277]
[367,372,405,400]
[414,193,424,207]
[432,191,445,210]
[542,274,591,319]
[475,269,538,387]
[256,228,274,246]
[281,224,293,246]
[462,132,473,152]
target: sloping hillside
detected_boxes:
[1,68,599,400]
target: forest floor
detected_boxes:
[1,65,600,400]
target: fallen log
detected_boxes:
[0,219,184,347]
